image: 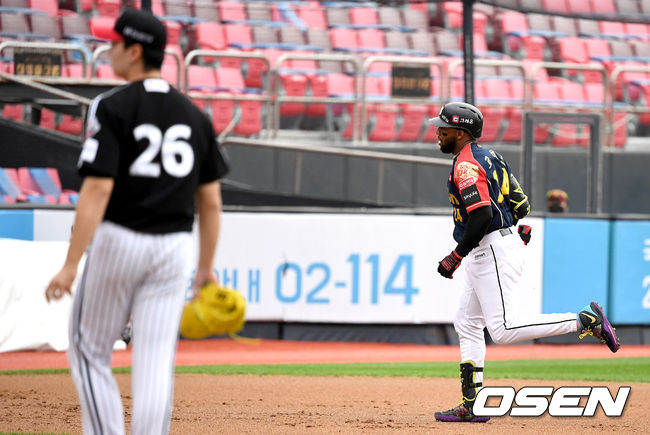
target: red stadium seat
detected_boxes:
[279,74,308,117]
[216,67,245,91]
[396,104,427,142]
[56,115,82,135]
[368,104,398,142]
[187,65,218,92]
[349,7,377,26]
[566,0,594,14]
[599,21,625,37]
[38,108,55,130]
[164,20,182,46]
[358,28,384,50]
[218,1,246,22]
[209,97,236,133]
[330,27,357,51]
[2,104,24,122]
[191,22,226,52]
[234,100,262,136]
[224,23,252,56]
[28,0,57,16]
[96,0,120,17]
[305,75,327,118]
[554,79,587,146]
[541,0,569,14]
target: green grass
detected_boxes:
[2,358,649,382]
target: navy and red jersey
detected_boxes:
[447,142,516,243]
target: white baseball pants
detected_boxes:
[454,228,578,383]
[67,221,191,435]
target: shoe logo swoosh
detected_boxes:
[584,313,596,324]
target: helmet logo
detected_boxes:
[452,115,459,123]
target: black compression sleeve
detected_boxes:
[455,206,493,257]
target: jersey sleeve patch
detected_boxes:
[455,161,480,191]
[460,184,481,207]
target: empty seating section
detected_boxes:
[0,167,79,204]
[0,0,647,146]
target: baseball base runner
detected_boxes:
[428,102,620,423]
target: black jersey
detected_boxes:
[78,78,229,233]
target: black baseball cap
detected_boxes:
[94,8,166,53]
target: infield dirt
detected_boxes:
[1,374,646,434]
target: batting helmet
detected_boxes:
[428,102,483,139]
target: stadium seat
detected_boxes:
[187,65,218,92]
[191,21,226,51]
[96,0,120,17]
[193,2,220,22]
[163,0,192,19]
[34,107,55,130]
[402,7,429,32]
[2,104,24,122]
[541,0,570,14]
[566,0,593,14]
[305,74,327,118]
[618,0,640,14]
[164,20,182,46]
[57,114,83,134]
[0,168,25,199]
[385,31,410,51]
[296,3,326,29]
[224,23,253,48]
[215,67,246,92]
[409,32,435,55]
[245,1,272,21]
[209,97,236,133]
[330,27,357,51]
[280,26,306,45]
[28,0,57,16]
[396,104,427,142]
[599,21,626,38]
[218,0,246,22]
[368,104,399,142]
[378,6,401,28]
[554,79,588,146]
[349,7,377,26]
[597,0,617,15]
[234,100,263,136]
[551,16,577,37]
[279,73,308,118]
[29,13,61,39]
[0,12,31,36]
[325,7,350,27]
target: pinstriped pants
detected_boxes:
[68,221,191,435]
[454,228,578,385]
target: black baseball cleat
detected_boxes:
[578,302,620,353]
[434,399,490,423]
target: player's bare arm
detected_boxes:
[193,180,223,292]
[45,176,114,301]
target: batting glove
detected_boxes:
[518,225,532,245]
[438,250,463,279]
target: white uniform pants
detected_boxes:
[68,222,191,435]
[454,228,578,384]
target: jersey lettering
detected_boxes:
[130,124,194,178]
